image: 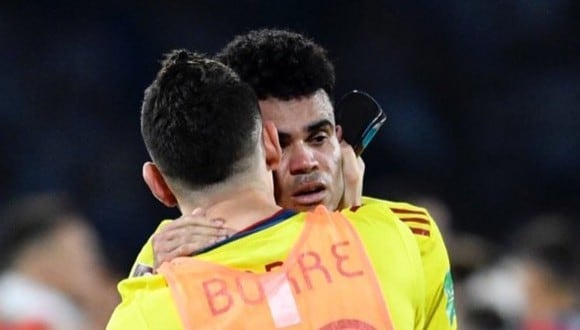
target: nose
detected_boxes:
[288,142,318,175]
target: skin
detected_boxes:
[151,89,365,268]
[260,89,344,212]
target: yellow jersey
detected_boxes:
[108,203,426,329]
[361,197,456,329]
[122,196,457,329]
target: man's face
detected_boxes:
[259,89,344,212]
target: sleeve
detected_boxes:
[362,197,457,329]
[399,218,427,330]
[106,280,150,330]
[106,302,149,330]
[106,275,183,330]
[343,202,426,329]
[419,214,457,329]
[391,202,457,330]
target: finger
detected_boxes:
[339,141,364,209]
[340,139,355,154]
[191,207,205,216]
[155,240,214,268]
[152,216,231,248]
[153,233,221,268]
[154,224,233,252]
[341,142,363,183]
[153,228,236,268]
[152,231,184,258]
[340,141,357,163]
[155,228,219,253]
[156,232,231,265]
[162,215,224,233]
[220,227,237,237]
[357,156,365,173]
[175,226,230,245]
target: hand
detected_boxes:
[338,141,365,209]
[151,208,236,269]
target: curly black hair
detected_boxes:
[216,29,335,101]
[141,49,261,188]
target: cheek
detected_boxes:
[320,145,342,175]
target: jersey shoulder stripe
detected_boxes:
[361,196,433,237]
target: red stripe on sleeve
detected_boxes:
[410,228,430,237]
[390,208,427,216]
[400,217,430,225]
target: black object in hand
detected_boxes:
[335,90,387,155]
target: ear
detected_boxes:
[335,124,344,141]
[262,121,281,171]
[142,162,178,207]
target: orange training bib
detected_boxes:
[159,206,394,329]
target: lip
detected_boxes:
[291,182,327,206]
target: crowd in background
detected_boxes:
[0,1,578,329]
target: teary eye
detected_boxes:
[309,132,329,145]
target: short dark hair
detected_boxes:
[141,50,261,188]
[0,192,79,271]
[216,29,335,101]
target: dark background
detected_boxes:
[1,0,579,275]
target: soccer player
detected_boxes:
[107,50,426,329]
[130,29,456,329]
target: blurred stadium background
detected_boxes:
[1,0,579,277]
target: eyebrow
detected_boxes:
[278,119,334,141]
[306,119,333,134]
